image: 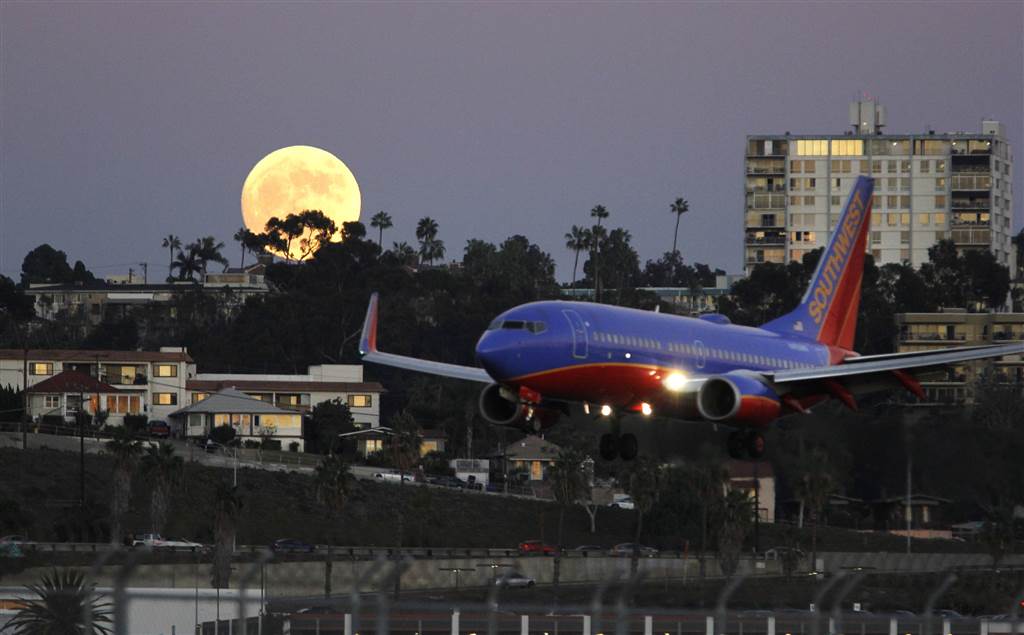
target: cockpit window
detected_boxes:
[489,319,546,333]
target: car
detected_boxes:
[764,546,805,560]
[270,538,316,553]
[494,571,536,587]
[203,439,223,454]
[609,543,658,557]
[609,495,635,510]
[0,535,30,544]
[572,545,604,553]
[428,475,466,488]
[373,472,412,482]
[132,534,204,549]
[518,540,557,555]
[148,420,170,438]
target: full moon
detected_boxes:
[240,145,361,260]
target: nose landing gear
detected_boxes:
[598,432,639,461]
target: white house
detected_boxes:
[169,387,304,451]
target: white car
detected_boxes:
[610,496,635,510]
[373,472,412,482]
[494,571,536,588]
[133,534,205,549]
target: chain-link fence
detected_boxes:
[2,547,1023,635]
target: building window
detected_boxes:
[900,248,911,262]
[30,362,54,376]
[796,139,829,156]
[154,364,177,378]
[934,212,946,226]
[276,394,301,407]
[920,160,930,173]
[104,394,142,414]
[804,160,815,173]
[887,161,897,174]
[918,213,930,226]
[830,195,840,206]
[348,394,373,408]
[829,140,863,156]
[43,395,60,409]
[935,177,946,191]
[901,231,911,245]
[901,160,911,173]
[935,160,946,172]
[871,231,881,245]
[790,160,801,173]
[192,392,209,404]
[365,439,383,453]
[887,213,898,227]
[887,196,899,209]
[871,160,882,174]
[935,195,946,209]
[154,393,178,406]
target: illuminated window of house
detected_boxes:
[154,393,177,406]
[365,439,383,453]
[348,394,372,408]
[30,362,53,376]
[421,440,438,456]
[43,395,60,409]
[154,364,177,378]
[192,392,209,404]
[276,394,301,407]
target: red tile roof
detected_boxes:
[186,379,385,393]
[27,370,119,394]
[0,349,193,363]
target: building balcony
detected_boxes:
[951,200,990,210]
[745,236,786,246]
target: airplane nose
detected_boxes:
[475,332,510,380]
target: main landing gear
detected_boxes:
[727,430,766,460]
[599,432,638,462]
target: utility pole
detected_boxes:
[21,344,28,450]
[128,268,134,284]
[139,262,148,284]
[905,453,912,555]
[753,460,760,554]
[79,388,86,509]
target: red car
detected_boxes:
[517,540,557,555]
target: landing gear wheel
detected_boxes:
[599,433,619,461]
[619,433,639,461]
[727,431,746,459]
[746,431,766,459]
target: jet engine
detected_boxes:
[478,383,560,431]
[697,372,780,427]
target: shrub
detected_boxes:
[209,424,236,445]
[260,438,282,452]
[243,440,260,449]
[123,414,148,435]
[289,442,300,453]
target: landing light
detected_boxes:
[624,352,631,359]
[641,402,652,416]
[663,372,688,392]
[600,404,612,417]
[583,402,591,415]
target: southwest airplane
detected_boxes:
[360,176,1023,460]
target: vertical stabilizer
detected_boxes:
[761,176,874,351]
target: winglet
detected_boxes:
[359,292,379,355]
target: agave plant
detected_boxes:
[7,568,112,634]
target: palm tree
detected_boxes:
[716,489,755,576]
[590,204,609,227]
[564,225,591,293]
[588,224,608,302]
[670,197,689,256]
[233,227,249,268]
[104,430,141,546]
[193,236,229,275]
[211,482,243,588]
[314,453,352,598]
[390,241,418,267]
[415,217,441,266]
[170,247,200,281]
[793,447,835,572]
[370,211,394,252]
[7,569,112,634]
[421,238,446,266]
[548,448,585,592]
[161,235,181,281]
[142,443,183,536]
[624,457,660,576]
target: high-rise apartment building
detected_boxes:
[744,99,1014,273]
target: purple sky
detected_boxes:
[2,2,1021,282]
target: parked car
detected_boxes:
[203,439,223,454]
[0,535,30,545]
[609,543,658,557]
[517,540,557,555]
[572,544,604,553]
[494,571,536,587]
[148,420,170,438]
[374,472,412,482]
[430,475,467,488]
[610,495,635,510]
[270,538,316,553]
[132,534,204,549]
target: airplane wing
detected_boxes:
[769,342,1023,384]
[359,293,494,384]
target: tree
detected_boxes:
[104,429,140,545]
[141,443,183,536]
[388,242,418,267]
[564,225,591,292]
[192,236,229,275]
[170,246,201,282]
[548,448,585,591]
[211,482,242,588]
[161,235,182,279]
[793,447,835,571]
[624,457,660,576]
[296,210,339,260]
[670,197,689,256]
[589,206,609,300]
[371,211,394,252]
[209,424,236,446]
[21,244,94,286]
[233,228,249,268]
[389,410,421,484]
[715,489,754,576]
[7,569,112,634]
[307,399,356,454]
[691,458,726,578]
[314,453,352,597]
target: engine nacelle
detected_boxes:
[697,372,781,427]
[478,383,560,430]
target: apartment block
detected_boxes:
[895,310,1024,403]
[745,99,1014,273]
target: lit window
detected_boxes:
[935,178,946,191]
[935,160,946,172]
[30,362,54,376]
[887,213,898,227]
[154,364,177,378]
[918,213,930,226]
[935,195,946,209]
[796,139,829,156]
[901,213,910,226]
[920,160,930,173]
[154,393,177,406]
[348,394,372,409]
[365,439,383,453]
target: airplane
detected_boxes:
[359,176,1023,460]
